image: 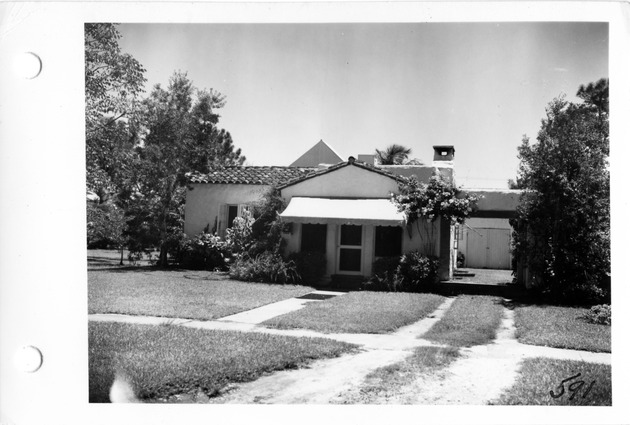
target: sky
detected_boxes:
[118,22,608,189]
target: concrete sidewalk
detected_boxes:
[217,290,345,324]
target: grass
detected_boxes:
[88,267,313,320]
[89,321,357,402]
[423,295,504,346]
[262,292,446,334]
[492,357,611,406]
[338,346,460,404]
[514,305,611,352]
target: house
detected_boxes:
[184,143,520,282]
[277,155,455,280]
[289,139,343,167]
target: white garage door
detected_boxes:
[466,228,511,269]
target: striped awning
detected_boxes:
[279,197,405,226]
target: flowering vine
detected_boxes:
[392,173,481,225]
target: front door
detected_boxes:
[338,224,362,274]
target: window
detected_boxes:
[301,224,327,253]
[340,225,362,246]
[374,226,402,257]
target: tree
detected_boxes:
[125,72,246,266]
[511,79,609,303]
[85,23,146,254]
[86,202,127,264]
[85,23,146,134]
[375,144,412,165]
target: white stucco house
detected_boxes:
[184,143,521,283]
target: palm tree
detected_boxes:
[375,144,412,165]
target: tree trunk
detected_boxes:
[119,246,124,265]
[158,243,169,267]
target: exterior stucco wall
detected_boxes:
[401,220,440,256]
[281,165,399,200]
[184,183,269,237]
[465,217,512,229]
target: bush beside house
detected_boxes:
[364,252,440,293]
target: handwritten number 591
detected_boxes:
[550,373,595,400]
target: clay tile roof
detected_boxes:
[186,166,318,186]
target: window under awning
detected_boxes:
[279,197,405,226]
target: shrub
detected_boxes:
[178,232,229,270]
[225,210,255,256]
[397,251,440,290]
[364,257,402,291]
[288,251,326,285]
[582,304,611,325]
[457,251,465,268]
[229,252,299,284]
[364,252,439,293]
[372,256,401,277]
[247,188,288,256]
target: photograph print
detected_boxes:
[86,21,611,405]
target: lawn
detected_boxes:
[514,305,611,352]
[492,357,612,406]
[262,292,445,334]
[423,295,504,346]
[338,346,460,404]
[88,267,313,320]
[89,321,357,402]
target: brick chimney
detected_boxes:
[433,145,455,161]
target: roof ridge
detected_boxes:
[278,159,404,189]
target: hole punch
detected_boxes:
[14,52,42,79]
[14,345,43,373]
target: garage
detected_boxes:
[459,218,512,270]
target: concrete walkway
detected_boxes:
[336,308,611,405]
[206,298,457,404]
[218,290,346,324]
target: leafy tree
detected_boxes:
[85,23,146,252]
[126,72,246,266]
[85,23,146,133]
[86,202,127,263]
[511,79,609,304]
[375,144,412,165]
